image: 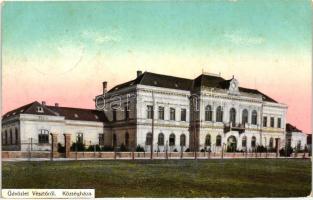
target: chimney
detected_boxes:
[42,101,46,106]
[55,103,59,107]
[102,81,107,94]
[137,70,142,77]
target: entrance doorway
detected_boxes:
[227,136,237,152]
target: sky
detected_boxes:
[2,0,312,133]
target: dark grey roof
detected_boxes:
[3,101,107,122]
[286,123,302,133]
[107,71,278,103]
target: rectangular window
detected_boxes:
[263,116,267,127]
[270,117,275,128]
[147,105,153,119]
[99,134,104,146]
[158,106,164,120]
[38,129,49,144]
[181,108,186,121]
[277,118,281,128]
[170,108,176,121]
[77,133,84,144]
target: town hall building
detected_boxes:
[2,70,305,152]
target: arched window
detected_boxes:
[4,130,7,145]
[216,135,222,146]
[169,134,175,146]
[146,132,152,145]
[205,105,212,121]
[229,108,236,124]
[297,140,301,150]
[205,134,211,146]
[125,132,129,147]
[113,134,117,147]
[269,137,274,148]
[158,133,164,146]
[242,136,247,147]
[15,128,19,145]
[6,130,9,145]
[216,106,223,122]
[10,129,13,145]
[242,109,248,124]
[251,110,257,125]
[251,136,256,148]
[180,134,186,146]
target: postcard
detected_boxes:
[1,0,312,199]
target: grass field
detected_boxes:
[2,159,311,197]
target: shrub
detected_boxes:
[256,145,267,153]
[70,142,85,151]
[173,148,178,152]
[120,143,127,152]
[279,146,293,157]
[86,145,101,152]
[185,148,190,152]
[200,149,205,152]
[101,146,114,151]
[135,145,145,152]
[57,143,65,153]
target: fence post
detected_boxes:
[221,144,224,159]
[132,147,135,160]
[63,134,72,159]
[180,146,183,159]
[50,133,58,161]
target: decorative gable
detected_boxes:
[228,78,240,95]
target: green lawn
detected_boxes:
[2,159,311,197]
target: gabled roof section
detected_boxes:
[47,106,108,122]
[239,87,277,103]
[286,123,302,133]
[2,101,58,119]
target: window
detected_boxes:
[147,105,153,119]
[146,132,152,145]
[15,128,18,144]
[113,109,117,122]
[2,131,5,145]
[158,133,164,146]
[277,118,281,128]
[180,134,186,146]
[10,129,13,145]
[38,129,49,144]
[242,109,248,124]
[77,133,84,144]
[5,130,8,145]
[297,140,301,150]
[263,116,267,127]
[125,132,129,147]
[216,135,222,146]
[158,106,164,120]
[36,106,44,113]
[269,138,274,148]
[205,105,212,121]
[270,117,274,128]
[169,134,175,146]
[113,134,117,147]
[216,106,223,122]
[181,108,186,121]
[125,106,129,120]
[251,136,256,148]
[170,108,176,121]
[205,134,211,146]
[99,134,104,146]
[242,136,247,147]
[251,110,257,125]
[229,108,236,124]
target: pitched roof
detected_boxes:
[2,101,58,119]
[2,101,107,123]
[47,106,107,122]
[286,123,302,133]
[108,72,193,92]
[108,71,278,103]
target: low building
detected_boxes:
[286,123,308,150]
